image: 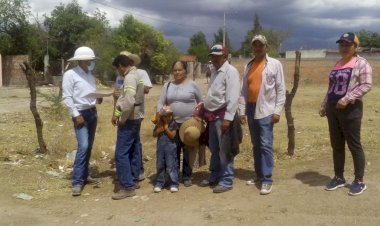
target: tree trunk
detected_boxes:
[285,51,301,156]
[20,61,48,154]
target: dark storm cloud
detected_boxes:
[31,0,380,52]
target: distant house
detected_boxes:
[179,54,197,62]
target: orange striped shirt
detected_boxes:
[247,59,265,103]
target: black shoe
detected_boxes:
[213,185,232,193]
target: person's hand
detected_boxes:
[336,99,347,109]
[96,98,103,104]
[240,115,247,124]
[272,114,280,124]
[221,119,231,133]
[111,115,118,126]
[319,108,326,117]
[113,89,121,99]
[75,115,85,128]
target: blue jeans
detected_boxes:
[155,137,179,188]
[247,103,274,184]
[72,108,97,187]
[208,118,234,188]
[115,119,142,189]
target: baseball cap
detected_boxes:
[251,34,268,45]
[336,32,359,46]
[209,44,227,56]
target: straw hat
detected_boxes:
[120,50,141,66]
[179,117,205,148]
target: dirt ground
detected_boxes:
[1,72,380,226]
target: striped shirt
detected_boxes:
[321,54,372,109]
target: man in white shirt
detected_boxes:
[239,35,286,195]
[62,46,103,196]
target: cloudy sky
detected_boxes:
[28,0,380,52]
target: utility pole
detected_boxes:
[223,11,226,47]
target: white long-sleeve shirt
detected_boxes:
[62,66,97,117]
[239,55,286,119]
[204,61,240,121]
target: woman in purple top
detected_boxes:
[157,61,203,187]
[319,32,372,196]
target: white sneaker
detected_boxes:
[260,183,272,195]
[153,186,162,193]
[246,178,260,185]
[170,186,179,193]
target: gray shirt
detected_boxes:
[204,61,240,121]
[157,80,202,123]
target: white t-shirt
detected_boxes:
[115,69,152,89]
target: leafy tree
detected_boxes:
[187,31,209,63]
[0,0,31,54]
[212,28,233,54]
[357,30,380,48]
[239,13,290,57]
[112,15,180,79]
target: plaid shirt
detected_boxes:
[321,54,372,109]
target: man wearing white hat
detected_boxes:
[239,34,286,195]
[62,46,102,196]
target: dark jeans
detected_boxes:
[176,123,192,181]
[72,108,97,187]
[326,101,365,181]
[115,119,142,189]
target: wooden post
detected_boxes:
[285,51,301,156]
[20,61,48,154]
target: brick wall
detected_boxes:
[2,55,29,87]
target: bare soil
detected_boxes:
[1,70,380,225]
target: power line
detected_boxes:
[89,0,217,29]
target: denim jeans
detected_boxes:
[115,119,142,189]
[208,118,234,188]
[246,103,274,184]
[72,108,97,187]
[155,137,179,188]
[326,101,365,180]
[176,123,192,181]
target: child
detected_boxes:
[153,105,179,193]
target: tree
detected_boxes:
[212,28,233,54]
[187,32,209,63]
[239,13,290,57]
[357,30,380,48]
[112,15,180,79]
[0,0,31,54]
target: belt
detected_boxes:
[79,107,97,113]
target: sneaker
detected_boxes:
[112,188,136,200]
[184,180,192,187]
[246,178,260,185]
[72,185,82,196]
[138,172,145,181]
[348,180,367,196]
[260,183,272,195]
[213,185,232,193]
[153,186,162,193]
[325,176,346,191]
[170,186,179,193]
[199,179,218,187]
